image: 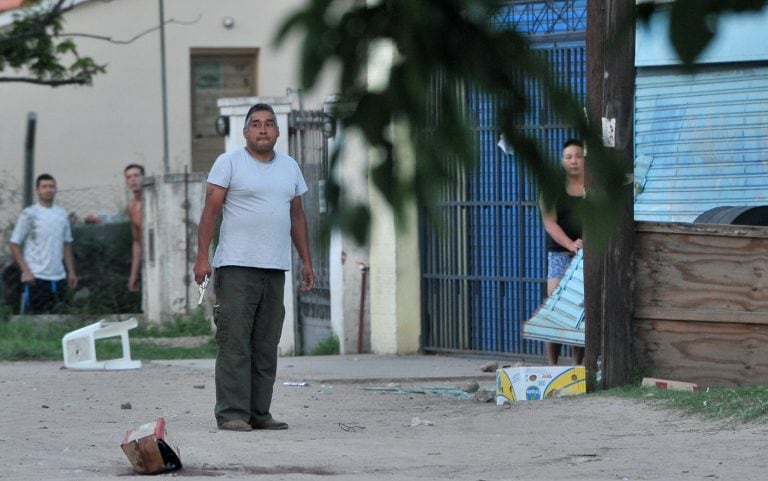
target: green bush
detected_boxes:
[0,317,77,360]
[0,301,13,322]
[310,334,340,355]
[69,222,141,314]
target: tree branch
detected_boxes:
[40,0,68,20]
[58,14,202,44]
[0,0,128,85]
[0,0,65,43]
[0,75,88,86]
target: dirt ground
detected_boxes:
[2,360,767,481]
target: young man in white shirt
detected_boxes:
[10,174,78,314]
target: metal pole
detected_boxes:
[159,0,170,174]
[357,262,369,353]
[23,112,37,207]
[183,165,190,310]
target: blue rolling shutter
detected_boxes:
[634,65,768,222]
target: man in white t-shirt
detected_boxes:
[10,174,78,314]
[193,103,314,432]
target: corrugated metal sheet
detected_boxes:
[634,65,768,223]
[522,249,585,346]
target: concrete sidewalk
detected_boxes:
[155,354,506,383]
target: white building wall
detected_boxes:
[366,128,421,354]
[368,175,421,355]
[0,0,334,220]
[142,171,206,323]
[325,97,372,354]
[363,41,421,354]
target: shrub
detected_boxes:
[310,334,340,355]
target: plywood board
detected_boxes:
[634,221,768,387]
[635,318,768,388]
[635,224,768,316]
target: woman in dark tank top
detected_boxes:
[538,139,586,366]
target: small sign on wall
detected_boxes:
[602,117,616,147]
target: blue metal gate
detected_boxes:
[420,0,587,355]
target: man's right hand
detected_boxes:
[21,269,35,284]
[128,275,139,292]
[193,258,212,284]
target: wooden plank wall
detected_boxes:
[634,221,768,387]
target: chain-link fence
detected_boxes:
[0,175,140,316]
[56,183,128,225]
[0,172,23,242]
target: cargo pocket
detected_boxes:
[213,304,228,343]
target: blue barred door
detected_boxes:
[420,0,587,356]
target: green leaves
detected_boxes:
[276,0,617,245]
[669,0,718,66]
[277,0,765,245]
[0,0,105,86]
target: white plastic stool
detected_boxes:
[62,318,142,370]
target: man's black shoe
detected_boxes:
[251,418,288,430]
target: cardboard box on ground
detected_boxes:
[120,418,182,474]
[641,377,699,392]
[496,365,586,405]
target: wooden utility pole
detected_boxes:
[584,0,636,388]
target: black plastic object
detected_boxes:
[694,206,768,226]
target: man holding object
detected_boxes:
[193,103,314,432]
